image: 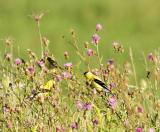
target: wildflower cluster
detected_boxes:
[0,15,159,132]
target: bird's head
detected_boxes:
[84,71,94,79]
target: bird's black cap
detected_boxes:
[83,71,88,75]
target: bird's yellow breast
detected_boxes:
[91,81,103,91]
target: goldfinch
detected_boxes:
[46,57,58,69]
[46,57,63,69]
[84,71,112,93]
[45,56,63,73]
[40,79,56,91]
[29,79,55,101]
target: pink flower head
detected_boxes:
[43,51,49,58]
[147,53,154,61]
[14,58,22,65]
[37,59,44,67]
[76,100,83,110]
[92,34,101,44]
[107,59,114,65]
[148,128,155,132]
[61,71,72,79]
[108,96,117,109]
[71,122,78,130]
[83,103,92,110]
[137,106,144,113]
[109,83,115,89]
[7,121,13,129]
[96,24,103,31]
[56,75,62,82]
[92,69,100,76]
[136,127,143,132]
[26,66,35,76]
[3,105,10,115]
[92,119,99,127]
[123,119,129,126]
[107,59,114,70]
[64,62,73,69]
[56,126,65,132]
[87,49,94,56]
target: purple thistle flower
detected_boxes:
[96,24,103,31]
[37,59,44,67]
[92,34,101,44]
[43,51,49,58]
[87,49,94,56]
[3,106,10,115]
[64,62,73,69]
[136,127,143,132]
[124,119,129,127]
[61,71,72,79]
[26,66,35,76]
[56,75,62,82]
[14,58,22,65]
[76,100,83,110]
[108,96,117,110]
[83,103,92,110]
[137,106,144,113]
[56,126,65,132]
[109,83,116,90]
[148,128,155,132]
[92,119,99,127]
[7,121,13,129]
[71,122,78,129]
[147,53,154,61]
[107,59,114,65]
[107,59,114,70]
[91,69,100,76]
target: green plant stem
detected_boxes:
[129,48,138,88]
[37,21,43,58]
[96,45,103,78]
[96,45,101,67]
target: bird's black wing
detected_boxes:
[47,57,63,70]
[94,79,111,92]
[47,57,58,68]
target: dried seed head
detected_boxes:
[4,53,12,61]
[42,37,50,47]
[4,37,13,46]
[64,51,69,59]
[84,41,89,48]
[27,49,36,58]
[31,13,44,22]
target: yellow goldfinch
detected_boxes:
[84,71,112,93]
[40,79,56,91]
[29,79,55,101]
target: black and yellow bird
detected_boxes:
[45,56,63,73]
[84,71,112,94]
[46,57,59,69]
[29,79,55,101]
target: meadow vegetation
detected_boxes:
[0,13,160,132]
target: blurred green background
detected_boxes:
[0,0,160,77]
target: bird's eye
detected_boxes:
[84,72,87,75]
